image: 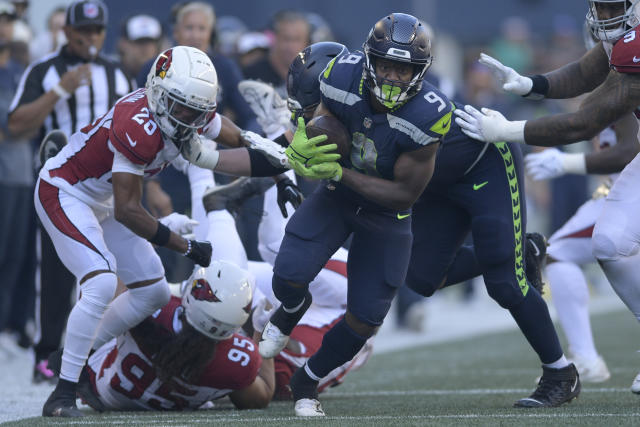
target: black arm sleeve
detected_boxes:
[247,148,288,177]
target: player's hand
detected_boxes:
[310,161,343,181]
[286,117,340,166]
[525,148,586,180]
[479,53,532,96]
[276,177,304,218]
[454,105,525,143]
[59,64,92,92]
[241,130,289,167]
[238,80,291,137]
[159,213,199,236]
[184,240,212,267]
[251,298,276,333]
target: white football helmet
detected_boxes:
[586,0,640,42]
[146,46,218,146]
[182,261,253,340]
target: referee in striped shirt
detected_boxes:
[7,0,132,384]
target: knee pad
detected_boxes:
[78,272,118,315]
[272,273,308,308]
[471,216,515,267]
[128,278,171,313]
[485,281,526,309]
[405,267,442,297]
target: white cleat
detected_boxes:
[294,398,325,417]
[570,355,610,383]
[258,321,290,359]
[631,371,640,394]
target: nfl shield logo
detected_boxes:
[83,3,99,18]
[363,117,372,129]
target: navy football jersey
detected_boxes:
[319,50,453,185]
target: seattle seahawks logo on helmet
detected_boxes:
[155,48,173,79]
[190,279,221,302]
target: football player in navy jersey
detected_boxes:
[453,0,640,394]
[257,13,452,416]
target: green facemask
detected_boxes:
[379,84,402,108]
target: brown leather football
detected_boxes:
[305,115,352,160]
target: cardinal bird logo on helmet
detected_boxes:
[155,49,173,79]
[190,279,220,302]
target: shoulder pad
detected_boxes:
[110,90,164,165]
[610,28,640,73]
[390,87,453,146]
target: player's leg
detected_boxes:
[35,180,118,417]
[546,197,609,382]
[91,215,171,351]
[290,209,412,416]
[591,153,640,391]
[468,143,578,407]
[405,191,471,297]
[262,188,350,358]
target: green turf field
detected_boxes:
[5,308,639,426]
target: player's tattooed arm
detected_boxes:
[340,143,439,211]
[544,43,610,99]
[585,112,640,174]
[524,70,640,146]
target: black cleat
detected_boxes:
[42,388,83,417]
[514,363,580,408]
[525,232,548,294]
[202,177,274,216]
[38,129,68,167]
[47,349,105,412]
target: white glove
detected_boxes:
[525,148,587,181]
[238,80,290,137]
[241,130,290,168]
[251,297,276,333]
[181,134,220,170]
[479,53,533,96]
[159,212,199,236]
[454,105,526,143]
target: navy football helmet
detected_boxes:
[363,13,432,108]
[286,41,349,124]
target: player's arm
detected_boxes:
[525,70,640,145]
[341,144,438,211]
[112,172,188,253]
[228,331,275,409]
[585,112,640,174]
[543,43,611,98]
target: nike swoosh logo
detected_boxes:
[571,376,579,393]
[634,56,640,63]
[529,241,541,257]
[473,181,488,190]
[397,213,411,220]
[126,132,137,147]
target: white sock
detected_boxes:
[92,278,170,350]
[60,272,117,382]
[207,210,248,269]
[543,355,570,370]
[546,261,599,361]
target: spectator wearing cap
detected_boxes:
[0,0,34,354]
[118,14,163,79]
[236,31,270,68]
[8,0,132,385]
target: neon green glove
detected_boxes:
[285,117,340,166]
[288,158,342,181]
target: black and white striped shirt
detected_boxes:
[9,45,133,140]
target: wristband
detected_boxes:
[149,222,171,246]
[524,75,549,100]
[52,83,71,100]
[248,148,288,176]
[562,152,587,175]
[273,133,289,148]
[183,239,192,256]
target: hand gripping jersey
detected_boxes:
[319,50,452,207]
[87,296,260,411]
[39,88,222,211]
